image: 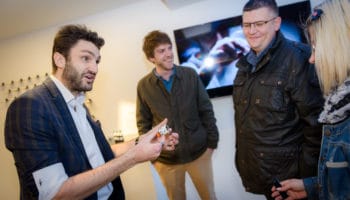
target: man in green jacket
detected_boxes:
[136,30,219,200]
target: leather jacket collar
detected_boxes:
[236,31,284,73]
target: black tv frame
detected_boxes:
[173,0,311,98]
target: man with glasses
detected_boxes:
[232,0,324,199]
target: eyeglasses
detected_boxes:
[242,17,277,30]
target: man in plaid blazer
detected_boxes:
[4,24,178,200]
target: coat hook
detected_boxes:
[1,82,5,86]
[28,76,31,80]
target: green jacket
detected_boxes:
[136,65,219,164]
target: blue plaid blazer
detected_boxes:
[5,78,124,200]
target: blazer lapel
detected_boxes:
[85,110,115,162]
[43,78,89,162]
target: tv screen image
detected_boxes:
[173,0,311,98]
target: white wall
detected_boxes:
[0,0,321,199]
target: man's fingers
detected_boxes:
[146,118,168,140]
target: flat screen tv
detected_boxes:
[173,0,311,98]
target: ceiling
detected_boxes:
[0,0,144,41]
[0,0,205,42]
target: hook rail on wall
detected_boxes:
[0,72,49,105]
[1,72,96,122]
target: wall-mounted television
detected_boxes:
[173,0,311,98]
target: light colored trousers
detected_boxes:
[153,149,216,200]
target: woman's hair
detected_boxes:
[306,0,350,95]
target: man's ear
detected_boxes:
[148,57,155,64]
[53,52,66,69]
[274,16,282,31]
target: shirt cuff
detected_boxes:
[32,162,68,200]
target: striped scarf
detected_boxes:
[319,78,350,124]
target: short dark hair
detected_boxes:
[243,0,279,16]
[142,30,172,59]
[51,24,105,72]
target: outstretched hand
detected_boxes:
[271,179,307,200]
[132,119,178,163]
[132,119,168,163]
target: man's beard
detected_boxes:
[62,61,93,93]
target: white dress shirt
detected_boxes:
[32,75,112,200]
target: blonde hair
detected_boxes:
[308,0,350,95]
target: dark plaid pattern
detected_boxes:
[5,78,124,200]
